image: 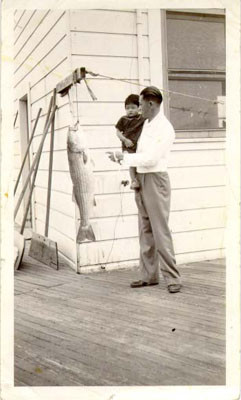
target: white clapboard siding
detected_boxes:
[72,55,150,81]
[30,59,70,105]
[14,33,68,88]
[56,78,145,103]
[31,102,127,128]
[14,10,36,47]
[70,9,148,35]
[35,165,226,198]
[33,181,227,221]
[34,187,75,218]
[35,170,73,195]
[25,123,226,155]
[14,10,50,56]
[71,31,149,58]
[62,126,225,149]
[13,10,74,263]
[35,219,76,265]
[14,10,26,34]
[91,185,226,218]
[93,166,226,195]
[34,203,76,240]
[176,248,225,265]
[76,207,226,242]
[33,147,225,173]
[14,11,66,69]
[77,227,225,267]
[13,8,227,268]
[31,128,69,157]
[14,139,21,156]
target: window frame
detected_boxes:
[165,10,226,136]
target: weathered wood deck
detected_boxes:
[14,250,225,386]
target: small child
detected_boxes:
[115,94,145,189]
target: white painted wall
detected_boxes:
[13,10,77,265]
[13,9,226,271]
[68,9,226,269]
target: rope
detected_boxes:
[100,165,126,269]
[75,83,80,124]
[87,71,225,105]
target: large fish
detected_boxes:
[67,124,96,243]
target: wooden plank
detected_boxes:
[34,147,225,172]
[75,228,225,267]
[14,10,50,57]
[30,62,70,105]
[15,260,225,384]
[16,289,224,340]
[19,276,225,329]
[176,249,225,265]
[14,11,66,68]
[14,34,68,89]
[34,188,74,218]
[93,166,226,194]
[34,185,226,220]
[15,302,225,372]
[34,219,76,264]
[29,124,226,151]
[91,186,226,218]
[72,54,150,81]
[34,165,226,197]
[15,354,81,386]
[70,9,148,35]
[34,203,76,240]
[14,10,36,46]
[15,318,224,383]
[71,31,149,58]
[34,206,225,243]
[14,258,225,386]
[14,10,26,32]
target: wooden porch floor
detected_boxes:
[14,252,225,386]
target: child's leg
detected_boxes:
[129,167,140,189]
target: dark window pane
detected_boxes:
[169,80,225,130]
[166,14,225,70]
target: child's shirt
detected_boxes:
[115,114,145,153]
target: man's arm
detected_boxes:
[123,130,174,168]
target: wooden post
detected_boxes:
[14,104,57,219]
[45,89,57,237]
[14,108,42,195]
[148,10,169,117]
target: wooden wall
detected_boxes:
[13,9,226,271]
[68,9,226,269]
[13,10,77,266]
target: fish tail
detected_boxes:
[77,224,96,243]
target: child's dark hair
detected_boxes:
[124,94,140,107]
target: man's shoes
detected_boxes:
[168,284,181,293]
[130,280,159,288]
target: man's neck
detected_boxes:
[148,108,160,122]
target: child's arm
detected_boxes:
[116,129,134,147]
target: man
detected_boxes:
[108,86,181,293]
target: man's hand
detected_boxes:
[124,138,134,148]
[106,151,123,163]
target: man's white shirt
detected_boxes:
[123,111,175,173]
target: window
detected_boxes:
[166,11,226,131]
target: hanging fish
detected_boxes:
[67,124,96,243]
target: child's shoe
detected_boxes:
[130,179,140,190]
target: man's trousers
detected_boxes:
[135,171,181,286]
